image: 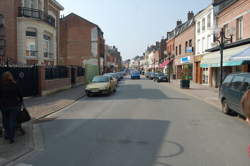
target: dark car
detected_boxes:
[154,73,168,82]
[148,72,156,80]
[220,73,250,117]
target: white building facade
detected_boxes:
[194,5,215,85]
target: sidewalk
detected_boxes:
[0,85,85,165]
[163,79,221,109]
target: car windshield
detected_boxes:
[158,73,164,76]
[92,76,109,83]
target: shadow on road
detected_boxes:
[23,119,184,166]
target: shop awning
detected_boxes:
[159,60,170,68]
[200,44,250,68]
[229,47,250,61]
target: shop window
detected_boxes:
[236,17,243,41]
[231,76,244,91]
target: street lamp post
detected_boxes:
[213,27,233,88]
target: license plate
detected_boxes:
[91,90,99,93]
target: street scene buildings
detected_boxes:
[129,0,250,89]
[0,0,250,166]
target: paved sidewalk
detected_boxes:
[0,85,85,166]
[163,79,221,109]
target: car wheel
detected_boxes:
[222,99,230,114]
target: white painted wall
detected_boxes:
[195,5,215,56]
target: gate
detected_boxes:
[0,66,39,97]
[71,67,76,86]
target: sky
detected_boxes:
[57,0,212,60]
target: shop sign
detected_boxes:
[181,56,191,64]
[185,47,193,53]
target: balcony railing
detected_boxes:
[18,7,56,27]
[26,50,38,57]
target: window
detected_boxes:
[197,39,200,54]
[179,44,181,55]
[202,37,205,53]
[176,46,178,55]
[236,17,243,40]
[189,40,192,47]
[0,14,4,27]
[185,41,188,50]
[242,78,250,91]
[207,35,211,49]
[207,13,211,28]
[43,34,53,58]
[25,28,37,56]
[202,18,206,32]
[197,21,200,33]
[222,75,233,87]
[231,76,244,91]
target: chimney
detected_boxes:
[176,20,182,27]
[187,11,194,20]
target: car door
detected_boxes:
[228,75,244,112]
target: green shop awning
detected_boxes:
[200,44,250,68]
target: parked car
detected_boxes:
[220,73,250,117]
[85,76,116,96]
[154,73,168,82]
[103,73,118,87]
[131,71,140,79]
[148,72,156,80]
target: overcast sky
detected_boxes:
[57,0,212,60]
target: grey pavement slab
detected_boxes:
[11,78,250,166]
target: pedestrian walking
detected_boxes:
[241,90,250,125]
[0,72,23,144]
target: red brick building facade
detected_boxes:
[59,13,105,73]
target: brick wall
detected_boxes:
[217,0,250,41]
[0,0,20,63]
[59,14,99,66]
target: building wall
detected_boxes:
[59,14,104,67]
[0,0,20,63]
[174,24,195,58]
[17,17,57,65]
[195,5,215,55]
[217,0,250,41]
[166,38,175,56]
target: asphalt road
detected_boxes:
[14,77,250,166]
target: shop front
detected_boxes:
[175,56,193,80]
[200,44,250,88]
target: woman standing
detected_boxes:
[0,72,23,143]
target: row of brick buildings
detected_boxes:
[0,0,121,74]
[138,0,250,88]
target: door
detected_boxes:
[228,75,244,112]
